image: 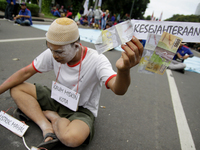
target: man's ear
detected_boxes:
[73,42,81,51]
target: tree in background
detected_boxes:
[41,0,52,15]
[165,14,200,22]
[101,0,150,20]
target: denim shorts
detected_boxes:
[34,83,95,145]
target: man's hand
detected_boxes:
[116,36,143,72]
[107,36,143,95]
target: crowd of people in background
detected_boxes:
[76,6,129,30]
[4,0,32,26]
[50,3,130,30]
[50,2,73,19]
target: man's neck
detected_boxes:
[67,46,85,66]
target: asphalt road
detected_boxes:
[0,19,200,150]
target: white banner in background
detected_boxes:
[131,20,200,43]
[83,0,89,16]
[98,0,102,7]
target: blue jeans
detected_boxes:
[95,19,100,25]
[101,19,106,29]
[88,16,92,26]
[15,19,31,26]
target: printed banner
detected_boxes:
[131,20,200,43]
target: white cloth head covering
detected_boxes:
[46,17,79,45]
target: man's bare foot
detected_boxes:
[43,110,61,124]
[43,128,55,142]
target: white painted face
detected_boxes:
[47,42,79,64]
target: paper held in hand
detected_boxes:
[0,111,29,137]
[95,20,134,54]
[138,32,183,75]
[51,81,80,111]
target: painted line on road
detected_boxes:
[0,37,46,43]
[166,69,196,150]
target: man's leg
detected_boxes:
[10,82,54,142]
[43,110,90,147]
[88,16,91,26]
[4,4,9,19]
[8,4,14,20]
[15,18,22,24]
[21,20,31,26]
[168,60,186,70]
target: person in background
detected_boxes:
[87,6,94,27]
[79,7,84,16]
[94,6,102,29]
[66,9,73,19]
[13,0,20,17]
[105,22,112,29]
[14,2,32,26]
[123,13,130,21]
[55,2,60,10]
[79,16,88,26]
[59,5,66,17]
[139,40,146,47]
[51,6,61,17]
[101,9,109,30]
[4,0,16,21]
[111,14,116,24]
[168,43,194,73]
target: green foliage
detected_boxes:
[165,14,200,22]
[41,0,52,15]
[0,0,7,11]
[71,0,85,17]
[101,0,150,20]
[145,15,151,20]
[26,3,39,17]
[30,0,38,5]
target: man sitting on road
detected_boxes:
[168,43,194,73]
[14,2,32,26]
[0,18,143,149]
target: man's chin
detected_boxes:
[56,60,65,64]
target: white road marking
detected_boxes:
[0,37,46,43]
[166,69,196,150]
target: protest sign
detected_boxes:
[0,111,29,137]
[51,81,80,111]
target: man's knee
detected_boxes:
[59,130,86,147]
[10,84,22,96]
[10,82,36,99]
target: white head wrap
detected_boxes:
[46,18,79,45]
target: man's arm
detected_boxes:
[177,52,193,60]
[0,64,37,94]
[107,36,143,95]
[20,15,30,18]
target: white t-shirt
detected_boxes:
[32,47,116,117]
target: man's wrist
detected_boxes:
[117,69,130,75]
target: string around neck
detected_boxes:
[54,46,84,94]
